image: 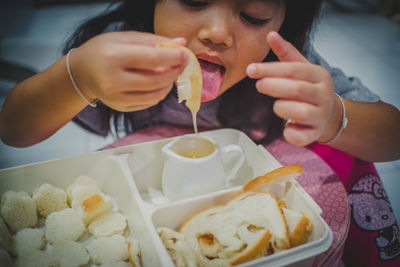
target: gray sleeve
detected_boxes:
[303,42,380,102]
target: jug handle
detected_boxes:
[222,144,245,187]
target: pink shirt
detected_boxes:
[309,143,400,266]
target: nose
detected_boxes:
[197,8,233,48]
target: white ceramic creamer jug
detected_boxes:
[161,134,245,200]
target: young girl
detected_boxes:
[1,0,399,266]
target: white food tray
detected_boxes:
[0,128,332,267]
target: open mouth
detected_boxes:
[198,59,226,102]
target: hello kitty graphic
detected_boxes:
[348,173,400,261]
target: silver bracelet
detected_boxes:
[66,49,97,107]
[319,93,348,144]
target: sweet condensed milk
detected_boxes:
[170,136,216,158]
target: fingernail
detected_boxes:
[247,64,256,76]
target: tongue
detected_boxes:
[199,60,223,102]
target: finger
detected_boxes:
[117,31,187,46]
[283,123,318,147]
[122,86,171,103]
[107,85,172,110]
[273,99,319,126]
[256,77,321,105]
[116,45,188,70]
[121,64,184,91]
[267,31,308,63]
[248,62,324,83]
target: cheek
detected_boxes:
[154,2,193,39]
[154,2,178,37]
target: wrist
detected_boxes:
[318,93,348,144]
[66,48,98,107]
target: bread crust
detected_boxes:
[238,164,303,195]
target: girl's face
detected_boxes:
[154,0,285,102]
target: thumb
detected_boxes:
[267,31,308,63]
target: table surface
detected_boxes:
[104,125,350,267]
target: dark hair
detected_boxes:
[64,0,323,143]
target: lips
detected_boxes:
[196,56,225,102]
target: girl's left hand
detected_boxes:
[247,31,341,146]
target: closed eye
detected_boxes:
[240,12,270,26]
[179,0,208,7]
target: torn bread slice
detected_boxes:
[158,227,198,267]
[238,164,303,195]
[179,191,290,266]
[282,207,313,247]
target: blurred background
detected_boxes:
[1,0,399,221]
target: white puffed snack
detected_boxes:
[0,191,37,233]
[32,183,68,218]
[51,240,90,267]
[0,248,13,267]
[12,228,45,256]
[88,234,129,264]
[67,175,101,205]
[128,239,142,267]
[15,250,57,267]
[45,208,85,244]
[88,212,127,237]
[75,192,113,225]
[0,217,11,252]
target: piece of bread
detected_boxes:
[159,165,313,266]
[88,234,129,264]
[14,250,57,267]
[238,164,303,195]
[0,190,38,233]
[99,262,132,267]
[241,164,313,248]
[32,183,68,218]
[0,217,11,252]
[179,191,290,266]
[88,212,127,238]
[158,227,198,267]
[12,228,45,256]
[45,208,85,244]
[281,207,313,247]
[128,239,142,267]
[51,240,90,267]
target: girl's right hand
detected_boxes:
[69,31,188,111]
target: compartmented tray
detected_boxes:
[0,128,332,267]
